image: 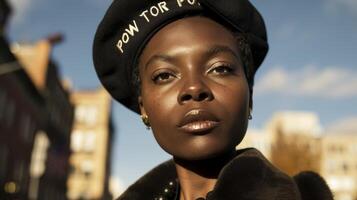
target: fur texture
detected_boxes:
[117,148,333,200]
[294,171,334,200]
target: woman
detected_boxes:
[93,0,333,199]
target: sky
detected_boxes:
[6,0,357,191]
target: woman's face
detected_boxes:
[138,16,250,160]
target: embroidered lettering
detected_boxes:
[139,10,150,22]
[116,40,123,53]
[139,1,170,23]
[125,20,139,36]
[116,0,199,54]
[150,6,160,17]
[158,1,169,13]
[177,0,197,7]
[116,20,140,53]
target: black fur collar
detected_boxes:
[117,148,333,200]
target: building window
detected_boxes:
[30,131,50,178]
[71,130,83,152]
[83,131,96,152]
[81,159,94,177]
[70,130,97,152]
[339,145,345,153]
[75,105,98,125]
[342,163,349,173]
[328,144,336,153]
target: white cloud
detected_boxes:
[326,117,357,134]
[324,0,357,15]
[255,65,357,98]
[8,0,39,25]
[110,176,125,199]
[254,67,289,92]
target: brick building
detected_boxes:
[241,111,357,200]
[67,88,113,200]
[0,35,46,200]
[11,36,74,199]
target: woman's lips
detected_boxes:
[177,109,220,133]
[179,120,219,133]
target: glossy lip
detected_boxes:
[177,109,220,134]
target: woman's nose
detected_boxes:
[178,78,214,104]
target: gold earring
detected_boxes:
[141,115,151,130]
[248,109,253,120]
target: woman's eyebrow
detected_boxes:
[144,45,239,70]
[205,45,240,61]
[145,54,174,70]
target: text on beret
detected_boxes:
[116,0,200,54]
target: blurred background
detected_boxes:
[0,0,356,199]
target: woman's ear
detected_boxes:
[138,96,151,129]
[138,96,147,116]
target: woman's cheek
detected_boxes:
[144,91,176,123]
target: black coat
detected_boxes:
[117,148,333,200]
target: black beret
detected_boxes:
[93,0,268,113]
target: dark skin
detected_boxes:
[138,16,251,200]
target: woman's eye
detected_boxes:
[209,65,234,75]
[152,72,176,84]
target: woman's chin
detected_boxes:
[168,145,236,162]
[155,128,245,161]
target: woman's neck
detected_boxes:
[174,150,236,200]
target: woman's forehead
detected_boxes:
[139,16,238,61]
